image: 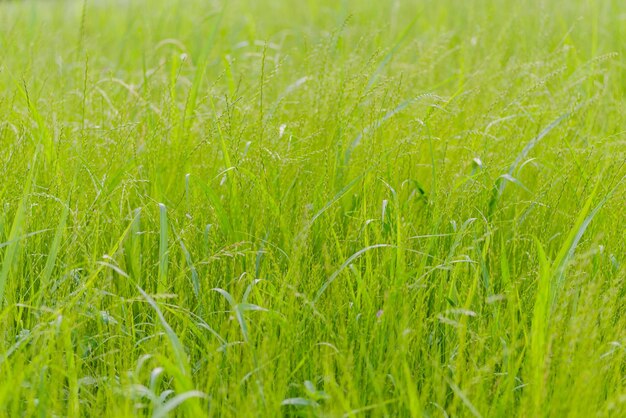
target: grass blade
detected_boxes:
[158,203,169,293]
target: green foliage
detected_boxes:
[0,0,625,416]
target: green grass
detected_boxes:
[1,0,625,416]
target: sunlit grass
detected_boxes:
[1,0,625,416]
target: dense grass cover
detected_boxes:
[1,0,625,416]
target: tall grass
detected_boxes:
[0,0,625,416]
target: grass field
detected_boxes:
[1,0,625,416]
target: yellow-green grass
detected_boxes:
[0,0,625,416]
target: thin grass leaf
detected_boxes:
[0,150,38,306]
[158,203,169,293]
[314,244,392,302]
[153,391,208,418]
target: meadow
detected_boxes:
[1,0,625,416]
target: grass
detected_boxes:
[0,0,625,416]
